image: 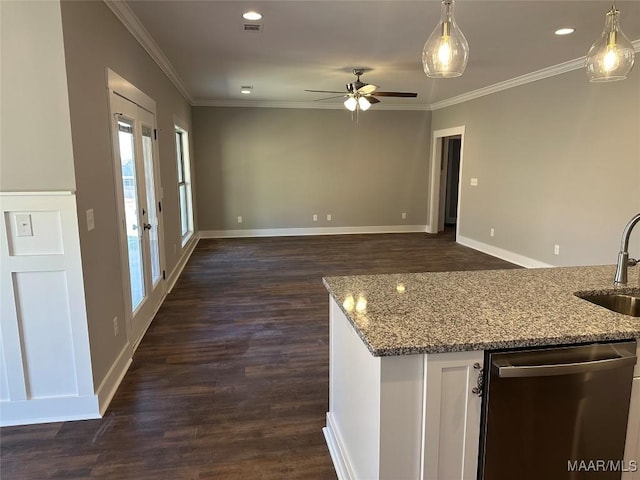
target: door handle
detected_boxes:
[143,223,152,230]
[493,353,636,378]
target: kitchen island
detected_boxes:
[322,265,640,480]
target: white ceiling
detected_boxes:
[121,0,640,109]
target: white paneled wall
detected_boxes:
[0,192,98,426]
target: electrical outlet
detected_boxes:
[402,212,407,219]
[113,317,119,336]
[326,214,332,221]
[313,214,318,222]
[554,244,560,255]
[237,216,243,224]
[470,178,478,186]
[490,228,495,237]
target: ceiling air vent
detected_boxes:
[243,23,263,33]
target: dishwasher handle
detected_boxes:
[494,351,636,378]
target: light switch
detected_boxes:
[470,178,479,186]
[15,213,33,237]
[86,209,95,231]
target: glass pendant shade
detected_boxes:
[585,6,635,82]
[358,96,371,111]
[422,0,469,78]
[344,96,358,111]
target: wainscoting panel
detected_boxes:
[0,192,98,426]
[5,210,64,256]
[13,271,78,398]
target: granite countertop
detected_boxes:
[323,265,640,356]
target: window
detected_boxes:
[175,126,194,245]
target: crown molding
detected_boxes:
[430,38,640,111]
[191,99,430,111]
[103,0,193,104]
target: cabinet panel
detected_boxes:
[379,355,424,479]
[328,298,381,480]
[422,351,483,480]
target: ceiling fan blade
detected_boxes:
[366,96,381,104]
[313,95,347,101]
[371,92,418,98]
[357,84,378,95]
[305,89,347,94]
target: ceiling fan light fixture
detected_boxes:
[585,4,635,82]
[358,96,371,111]
[344,96,358,112]
[422,0,469,78]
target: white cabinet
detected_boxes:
[325,297,482,480]
[421,351,483,480]
[324,298,424,480]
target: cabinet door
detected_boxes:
[422,351,483,480]
[623,377,640,480]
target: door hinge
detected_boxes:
[158,201,162,212]
[154,128,158,140]
[162,270,166,280]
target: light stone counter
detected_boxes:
[323,265,640,356]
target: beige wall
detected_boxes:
[60,0,194,385]
[1,0,76,191]
[432,66,640,266]
[193,107,431,231]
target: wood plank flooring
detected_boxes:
[0,231,519,479]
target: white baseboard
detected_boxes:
[457,235,554,269]
[96,342,133,416]
[166,234,199,293]
[200,225,428,239]
[0,395,100,427]
[324,412,356,480]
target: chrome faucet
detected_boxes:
[614,212,640,285]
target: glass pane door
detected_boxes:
[117,119,145,311]
[142,126,161,286]
[109,84,166,347]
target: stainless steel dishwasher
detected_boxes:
[478,340,637,480]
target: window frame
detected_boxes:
[174,123,194,246]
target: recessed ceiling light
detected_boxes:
[243,11,262,21]
[240,86,253,94]
[555,27,575,36]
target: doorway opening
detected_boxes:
[440,136,461,230]
[428,126,465,237]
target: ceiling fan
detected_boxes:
[305,68,418,111]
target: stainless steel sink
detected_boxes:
[577,293,640,317]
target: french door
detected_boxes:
[110,92,165,347]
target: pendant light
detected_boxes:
[585,3,635,82]
[422,0,469,78]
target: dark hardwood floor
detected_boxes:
[0,231,518,479]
